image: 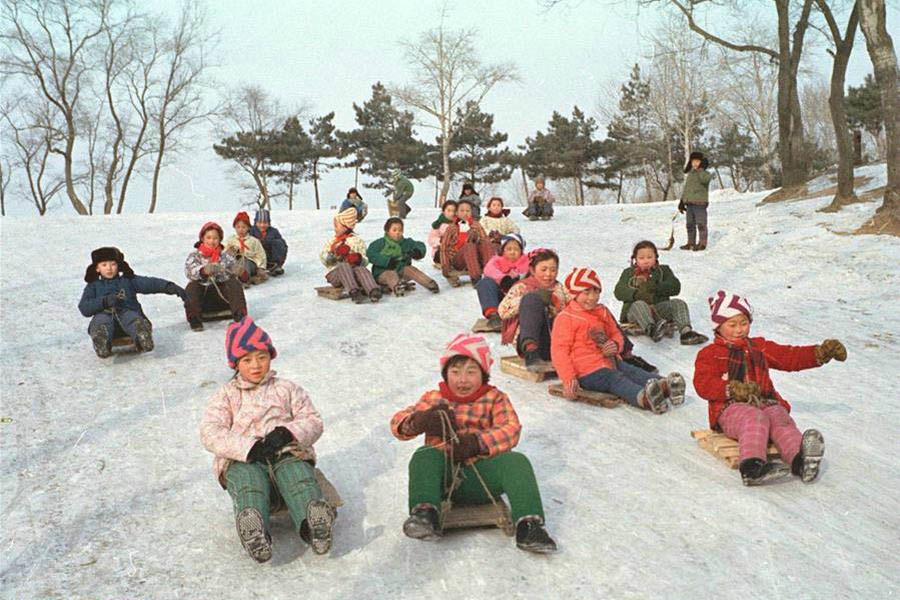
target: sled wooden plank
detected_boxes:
[110,337,135,349]
[315,468,344,508]
[472,317,500,333]
[547,383,621,408]
[500,356,556,382]
[442,500,512,534]
[316,286,349,301]
[691,430,780,470]
[201,309,232,321]
[444,269,469,287]
[621,322,645,336]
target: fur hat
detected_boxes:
[500,233,525,252]
[225,316,277,369]
[708,290,753,327]
[440,333,493,375]
[233,211,251,227]
[84,246,134,283]
[564,267,602,296]
[459,183,476,198]
[334,207,358,230]
[684,151,708,173]
[254,209,271,224]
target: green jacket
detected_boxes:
[366,236,426,279]
[682,169,712,206]
[613,264,681,322]
[394,176,414,200]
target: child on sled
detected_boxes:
[184,222,248,331]
[249,209,288,276]
[321,208,382,304]
[390,333,557,553]
[428,199,457,265]
[367,217,440,296]
[479,197,519,253]
[224,211,268,285]
[475,233,529,330]
[200,317,336,562]
[693,291,846,485]
[438,199,495,285]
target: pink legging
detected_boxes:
[718,403,801,465]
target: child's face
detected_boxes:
[237,350,271,384]
[442,204,456,219]
[502,241,522,261]
[487,200,502,215]
[96,260,119,279]
[691,158,701,170]
[531,258,558,288]
[446,357,484,396]
[202,229,221,248]
[256,221,269,232]
[334,221,349,236]
[456,203,472,220]
[635,247,657,271]
[462,188,474,196]
[575,287,600,310]
[718,314,751,342]
[349,191,358,200]
[387,222,404,241]
[536,181,544,190]
[234,221,250,236]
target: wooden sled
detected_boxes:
[621,322,644,336]
[547,383,621,408]
[691,430,780,469]
[444,269,470,288]
[201,309,232,322]
[315,283,409,301]
[441,499,513,535]
[472,317,501,333]
[500,356,556,382]
[271,468,344,515]
[110,336,137,352]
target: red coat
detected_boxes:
[693,336,820,429]
[550,301,625,386]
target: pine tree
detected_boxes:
[606,64,659,202]
[846,74,884,164]
[308,112,341,210]
[269,116,313,210]
[711,124,765,192]
[442,101,513,188]
[213,129,282,208]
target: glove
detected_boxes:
[678,199,686,214]
[489,230,502,243]
[500,276,517,294]
[563,379,580,399]
[534,288,553,306]
[601,339,618,357]
[335,244,350,257]
[165,282,187,302]
[347,252,362,266]
[634,281,656,304]
[101,294,119,309]
[324,253,338,267]
[116,289,127,301]
[387,257,399,269]
[815,339,847,364]
[409,248,425,260]
[202,262,223,276]
[727,380,762,403]
[263,426,294,452]
[246,440,275,464]
[588,327,607,346]
[405,406,455,437]
[451,433,482,463]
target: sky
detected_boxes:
[2,0,892,216]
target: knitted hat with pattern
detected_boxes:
[440,333,493,375]
[225,316,277,369]
[564,267,602,296]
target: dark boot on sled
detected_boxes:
[403,504,441,541]
[649,320,670,342]
[622,354,657,374]
[425,281,440,294]
[679,329,709,345]
[739,458,791,486]
[134,319,154,352]
[91,325,112,358]
[189,317,204,332]
[302,499,337,555]
[515,517,557,554]
[791,429,825,483]
[350,288,368,304]
[368,287,383,303]
[236,508,272,563]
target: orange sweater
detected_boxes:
[551,301,625,386]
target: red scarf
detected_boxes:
[259,229,268,241]
[454,218,472,250]
[237,236,248,253]
[330,233,350,253]
[198,243,222,263]
[439,381,494,404]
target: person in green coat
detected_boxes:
[613,241,708,345]
[678,151,713,251]
[391,171,414,219]
[367,218,440,296]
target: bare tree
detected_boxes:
[392,16,518,198]
[0,155,9,216]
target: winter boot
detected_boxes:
[649,320,669,342]
[304,499,336,555]
[231,310,246,323]
[189,317,204,332]
[637,379,667,414]
[393,284,408,298]
[425,281,440,294]
[739,458,791,486]
[622,354,657,374]
[402,504,441,541]
[515,517,557,553]
[487,313,502,330]
[91,325,112,358]
[134,319,154,352]
[680,329,709,345]
[665,372,686,406]
[368,287,383,303]
[235,508,272,563]
[693,243,707,251]
[679,243,695,250]
[268,264,284,277]
[350,288,368,304]
[791,429,825,483]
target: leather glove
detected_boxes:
[451,433,482,463]
[634,281,656,304]
[409,247,425,260]
[165,282,187,301]
[263,426,294,452]
[678,199,686,214]
[101,294,119,309]
[247,440,275,464]
[727,380,762,403]
[815,339,847,364]
[534,288,553,306]
[406,406,455,437]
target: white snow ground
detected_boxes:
[1,164,898,600]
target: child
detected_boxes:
[249,209,288,276]
[200,317,336,562]
[678,151,712,251]
[524,177,555,220]
[427,199,457,265]
[390,333,557,553]
[224,212,268,285]
[693,291,846,485]
[551,268,683,414]
[475,233,529,330]
[479,197,519,253]
[367,217,440,296]
[339,187,368,223]
[438,199,495,285]
[459,182,482,219]
[497,248,567,370]
[613,240,708,345]
[78,247,186,357]
[184,222,248,331]
[321,208,381,304]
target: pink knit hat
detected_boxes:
[225,316,277,368]
[564,267,602,296]
[440,333,493,375]
[708,290,753,326]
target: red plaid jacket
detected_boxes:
[390,384,521,459]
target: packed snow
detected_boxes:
[1,164,898,599]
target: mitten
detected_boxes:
[347,252,362,266]
[678,199,686,214]
[534,288,553,306]
[405,406,454,437]
[601,339,618,357]
[101,294,118,309]
[500,276,517,294]
[588,327,607,346]
[727,380,762,403]
[247,440,274,464]
[489,230,502,242]
[409,247,425,260]
[815,339,847,364]
[387,257,399,269]
[451,433,482,463]
[634,281,656,304]
[165,282,187,301]
[335,244,350,257]
[263,426,294,452]
[116,289,127,301]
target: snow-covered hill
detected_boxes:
[1,164,897,599]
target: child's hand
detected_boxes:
[263,426,294,452]
[450,433,482,463]
[500,276,517,294]
[406,406,455,437]
[601,340,618,358]
[116,289,127,301]
[563,379,580,399]
[247,440,274,464]
[101,294,119,309]
[727,381,762,403]
[202,263,223,276]
[324,253,338,266]
[815,339,847,363]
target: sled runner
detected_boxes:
[201,309,232,321]
[547,383,621,408]
[441,499,513,534]
[270,468,344,515]
[471,317,501,333]
[499,356,557,382]
[691,430,780,469]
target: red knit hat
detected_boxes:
[440,333,493,375]
[198,221,224,241]
[708,290,753,326]
[564,267,602,296]
[233,211,251,227]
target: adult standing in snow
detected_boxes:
[524,177,555,221]
[391,170,414,219]
[678,151,712,251]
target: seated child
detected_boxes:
[459,183,482,219]
[427,199,457,265]
[200,317,336,562]
[475,233,529,329]
[249,209,288,276]
[390,333,557,553]
[551,267,683,414]
[694,291,845,485]
[524,177,554,220]
[339,187,368,223]
[367,217,439,296]
[479,197,520,253]
[184,222,248,331]
[321,208,381,304]
[438,199,495,285]
[224,211,268,285]
[78,246,186,357]
[614,240,708,345]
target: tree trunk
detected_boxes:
[313,159,320,210]
[150,133,166,214]
[520,167,528,202]
[63,118,88,215]
[776,0,813,187]
[853,130,863,165]
[440,122,452,199]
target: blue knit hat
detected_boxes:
[225,316,277,369]
[254,209,271,225]
[500,233,525,252]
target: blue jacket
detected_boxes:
[249,225,286,246]
[78,275,175,318]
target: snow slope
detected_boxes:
[1,164,898,600]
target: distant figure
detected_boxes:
[524,177,554,220]
[249,209,288,276]
[391,171,414,219]
[340,187,368,223]
[459,182,482,219]
[678,151,712,251]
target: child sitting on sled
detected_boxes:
[693,291,846,485]
[439,199,495,285]
[613,240,708,345]
[321,208,382,303]
[427,199,457,265]
[78,247,186,358]
[479,197,519,253]
[475,233,529,330]
[224,211,268,285]
[249,209,288,276]
[367,217,440,296]
[390,333,557,553]
[551,267,684,414]
[200,317,336,562]
[184,222,248,331]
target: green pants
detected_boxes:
[224,457,323,533]
[407,446,544,523]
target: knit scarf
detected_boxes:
[198,243,222,263]
[330,233,351,253]
[237,235,248,253]
[381,235,404,259]
[724,337,774,399]
[438,381,494,404]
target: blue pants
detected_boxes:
[685,204,708,245]
[578,359,660,407]
[88,309,144,346]
[526,201,553,218]
[475,277,502,315]
[261,238,288,267]
[516,292,553,359]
